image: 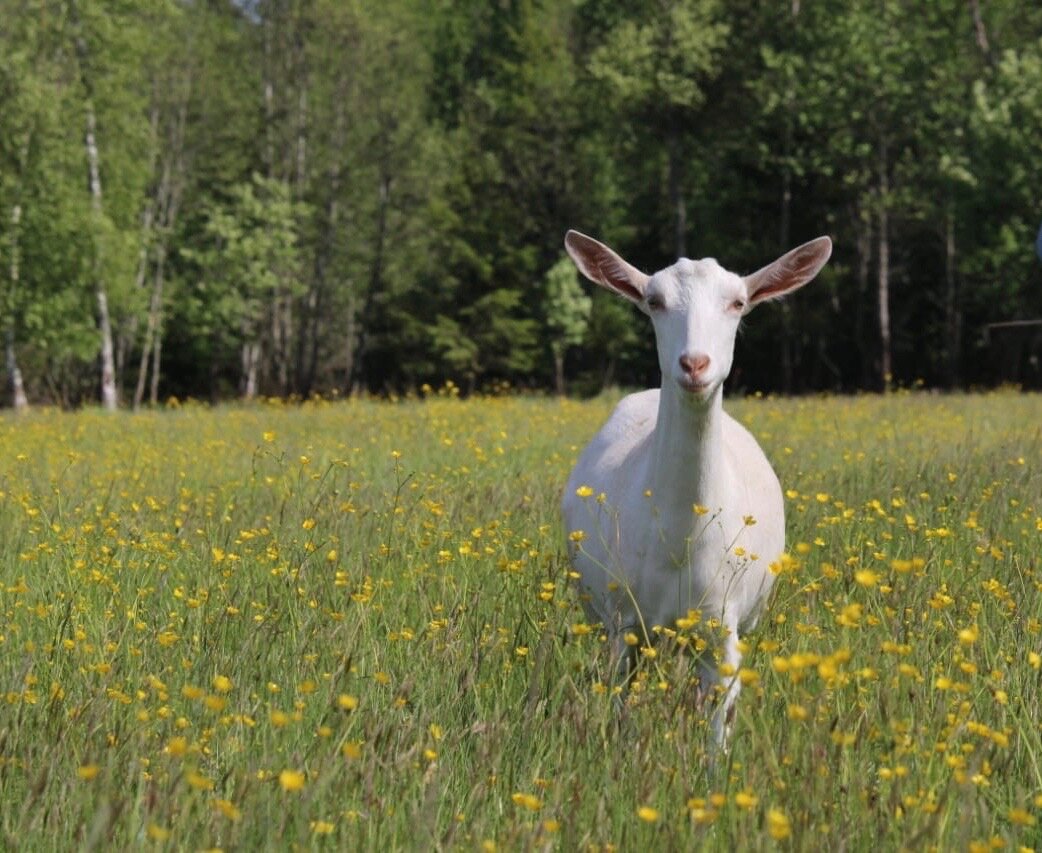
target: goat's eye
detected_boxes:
[730,299,746,312]
[646,294,665,311]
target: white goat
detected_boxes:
[561,230,832,748]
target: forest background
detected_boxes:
[1,0,1042,409]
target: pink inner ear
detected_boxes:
[752,266,797,301]
[566,230,649,303]
[750,238,831,302]
[595,255,643,302]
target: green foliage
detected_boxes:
[431,289,540,391]
[2,0,1042,404]
[185,175,306,340]
[588,0,729,116]
[583,291,644,389]
[543,256,592,356]
[972,39,1042,273]
[0,15,100,402]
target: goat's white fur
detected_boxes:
[561,230,832,748]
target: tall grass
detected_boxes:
[0,391,1040,850]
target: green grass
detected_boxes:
[1,391,1041,850]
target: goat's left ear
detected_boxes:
[744,236,832,307]
[564,230,649,305]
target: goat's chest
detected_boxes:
[626,506,769,626]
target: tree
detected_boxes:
[2,0,1042,401]
[587,0,729,258]
[36,0,158,409]
[1,3,100,408]
[0,45,38,411]
[969,34,1042,371]
[127,1,196,409]
[542,256,591,395]
[184,174,305,399]
[419,0,610,391]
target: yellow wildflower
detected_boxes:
[279,769,306,792]
[767,808,791,840]
[511,792,542,811]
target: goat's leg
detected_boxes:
[707,628,742,752]
[606,628,639,712]
[613,630,640,677]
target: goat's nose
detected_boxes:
[679,352,711,378]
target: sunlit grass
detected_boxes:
[0,390,1040,850]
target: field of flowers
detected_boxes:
[1,390,1041,850]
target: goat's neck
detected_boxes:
[648,385,726,512]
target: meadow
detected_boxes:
[0,390,1040,851]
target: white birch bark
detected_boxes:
[70,0,118,410]
[6,204,28,412]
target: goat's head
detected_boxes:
[564,231,832,401]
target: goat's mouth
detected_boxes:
[676,376,713,395]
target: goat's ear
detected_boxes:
[744,236,832,307]
[564,230,649,305]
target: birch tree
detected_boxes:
[67,0,119,409]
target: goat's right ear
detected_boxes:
[564,230,649,305]
[744,236,832,307]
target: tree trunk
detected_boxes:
[299,190,337,397]
[350,170,390,391]
[119,101,161,398]
[263,8,277,181]
[133,102,162,296]
[96,290,119,410]
[271,293,291,395]
[601,355,616,393]
[260,2,278,395]
[343,289,357,394]
[304,69,354,397]
[242,339,261,400]
[133,247,166,409]
[778,162,794,393]
[776,7,798,393]
[302,169,343,396]
[877,136,891,391]
[299,182,334,398]
[944,202,961,388]
[552,346,565,396]
[87,103,119,411]
[149,325,162,406]
[136,75,189,409]
[297,287,320,397]
[302,66,349,396]
[131,147,168,411]
[5,204,28,412]
[287,74,308,398]
[667,128,686,259]
[968,0,991,59]
[295,83,308,194]
[4,326,28,413]
[855,204,873,389]
[70,0,118,410]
